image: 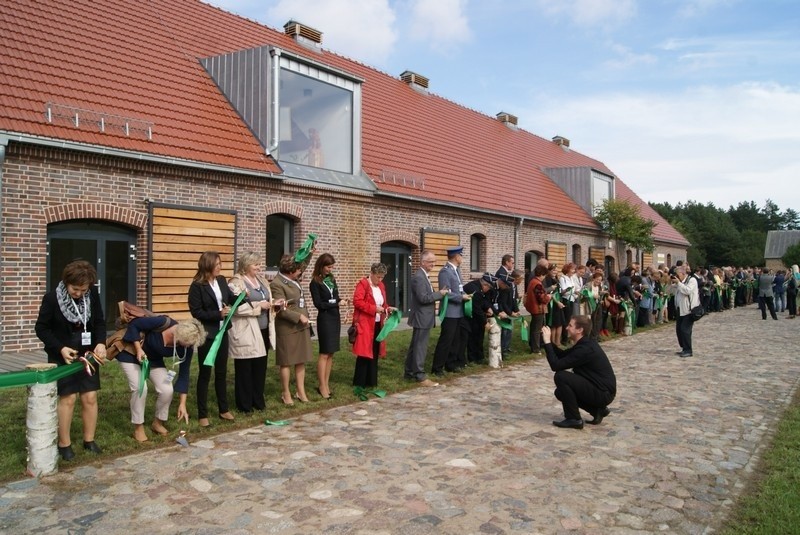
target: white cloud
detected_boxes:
[602,42,657,70]
[524,82,800,210]
[264,0,398,66]
[407,0,471,53]
[535,0,636,28]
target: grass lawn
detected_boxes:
[0,322,539,483]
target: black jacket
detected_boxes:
[188,275,235,340]
[544,336,616,398]
[35,286,106,363]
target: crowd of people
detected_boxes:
[37,249,797,458]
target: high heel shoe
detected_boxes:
[281,394,294,406]
[316,387,331,400]
[219,411,235,421]
[294,392,309,403]
[198,418,210,427]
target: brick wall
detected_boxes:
[0,142,687,351]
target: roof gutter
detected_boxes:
[0,131,281,180]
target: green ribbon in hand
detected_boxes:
[580,287,597,313]
[375,309,403,342]
[293,233,318,264]
[464,297,473,318]
[437,293,449,323]
[0,355,102,390]
[204,291,248,366]
[138,357,150,397]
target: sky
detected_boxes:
[205,0,800,214]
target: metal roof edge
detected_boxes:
[281,176,375,197]
[0,131,283,180]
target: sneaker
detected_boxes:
[418,379,439,387]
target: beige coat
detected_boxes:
[270,273,313,366]
[227,276,271,359]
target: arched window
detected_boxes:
[625,249,633,268]
[266,215,295,269]
[572,244,582,265]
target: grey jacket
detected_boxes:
[438,262,465,319]
[407,268,444,329]
[758,274,775,297]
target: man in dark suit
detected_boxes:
[432,246,472,376]
[405,250,448,386]
[541,315,616,430]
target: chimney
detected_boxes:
[284,20,322,48]
[496,111,518,127]
[400,70,429,91]
[552,135,570,148]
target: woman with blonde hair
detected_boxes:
[228,251,276,413]
[117,317,206,441]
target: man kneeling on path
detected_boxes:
[542,315,616,430]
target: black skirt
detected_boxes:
[316,307,342,354]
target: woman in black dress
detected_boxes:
[35,260,108,461]
[544,264,566,345]
[309,253,348,399]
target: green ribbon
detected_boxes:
[619,300,636,332]
[464,296,473,318]
[264,419,290,426]
[293,233,318,264]
[437,293,449,323]
[497,316,528,341]
[204,291,248,366]
[138,357,150,397]
[353,386,387,401]
[520,319,529,342]
[546,289,561,327]
[375,309,403,342]
[580,287,597,313]
[655,294,666,310]
[0,355,102,390]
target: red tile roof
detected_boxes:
[0,0,688,245]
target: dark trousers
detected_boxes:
[676,314,693,353]
[466,317,486,363]
[234,355,267,412]
[197,335,229,418]
[553,370,613,421]
[561,303,574,344]
[761,296,777,320]
[432,316,468,373]
[788,292,797,316]
[667,296,676,321]
[500,325,512,353]
[353,321,381,387]
[528,313,546,352]
[405,327,432,381]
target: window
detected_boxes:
[266,215,294,269]
[278,68,355,174]
[470,234,484,272]
[591,171,613,214]
[572,244,582,265]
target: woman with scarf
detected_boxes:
[310,253,349,399]
[35,260,108,461]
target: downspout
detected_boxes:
[516,216,525,263]
[267,47,282,156]
[0,137,8,353]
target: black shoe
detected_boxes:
[588,407,610,425]
[674,350,685,355]
[58,444,75,461]
[678,351,693,358]
[83,441,102,454]
[432,371,446,378]
[553,418,584,430]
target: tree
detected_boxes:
[782,243,800,269]
[594,199,656,266]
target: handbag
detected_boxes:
[690,305,705,322]
[347,323,357,344]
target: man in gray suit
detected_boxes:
[432,246,472,376]
[405,250,448,386]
